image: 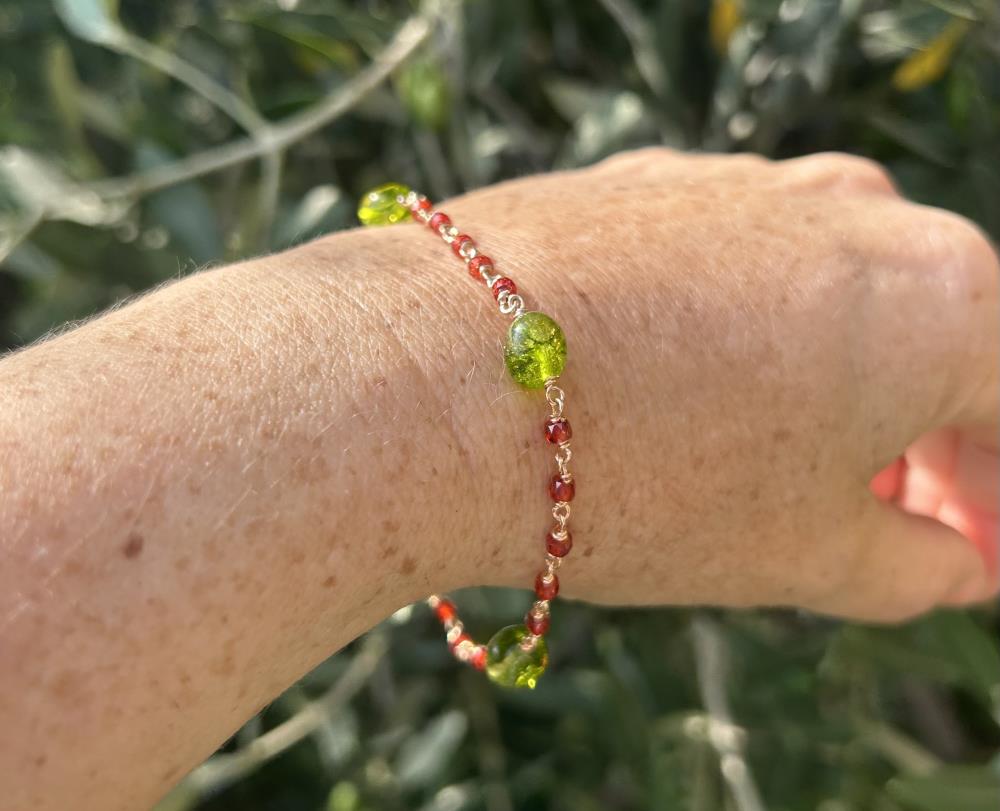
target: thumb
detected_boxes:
[808,500,997,622]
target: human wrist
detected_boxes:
[295,200,624,607]
[284,223,558,598]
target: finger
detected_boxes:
[870,456,905,501]
[806,500,997,622]
[904,428,999,517]
[901,428,1000,577]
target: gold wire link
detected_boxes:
[554,443,572,479]
[552,502,571,531]
[544,379,565,418]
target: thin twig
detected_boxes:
[178,633,388,798]
[691,614,767,811]
[113,31,270,135]
[92,13,434,202]
[256,150,284,252]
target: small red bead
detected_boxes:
[449,632,472,650]
[429,212,451,231]
[535,572,559,600]
[544,418,572,444]
[451,235,474,256]
[549,474,575,502]
[467,254,493,281]
[545,531,573,557]
[434,599,457,623]
[491,277,517,301]
[526,611,551,635]
[411,197,432,214]
[470,646,487,670]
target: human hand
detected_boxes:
[425,149,999,621]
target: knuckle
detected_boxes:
[925,210,1000,277]
[785,152,897,194]
[727,151,771,171]
[595,145,680,169]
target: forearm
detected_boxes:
[0,224,554,809]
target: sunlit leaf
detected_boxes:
[397,60,451,131]
[44,40,84,146]
[710,0,743,55]
[892,18,969,92]
[53,0,123,46]
[395,710,468,790]
[273,184,344,248]
[0,147,127,228]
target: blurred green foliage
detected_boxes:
[1,1,998,809]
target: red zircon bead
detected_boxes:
[544,417,572,444]
[411,197,432,214]
[491,277,516,301]
[467,254,493,281]
[549,474,575,503]
[429,212,451,231]
[434,598,457,623]
[451,235,474,257]
[526,610,551,635]
[545,531,573,557]
[470,645,487,670]
[535,572,559,600]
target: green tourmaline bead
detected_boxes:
[503,311,567,389]
[485,624,548,689]
[357,183,412,226]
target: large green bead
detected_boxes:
[503,311,567,389]
[357,183,412,226]
[485,624,548,689]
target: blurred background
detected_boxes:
[1,1,998,809]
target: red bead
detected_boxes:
[470,646,487,670]
[545,531,573,557]
[467,254,493,281]
[434,599,457,623]
[549,474,575,502]
[544,418,572,444]
[491,277,517,301]
[535,572,559,600]
[429,212,451,231]
[449,632,471,650]
[451,235,474,256]
[526,610,550,635]
[411,197,432,214]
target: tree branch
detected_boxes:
[92,13,433,202]
[691,614,767,811]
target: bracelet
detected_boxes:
[358,183,575,689]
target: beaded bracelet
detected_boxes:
[358,183,575,689]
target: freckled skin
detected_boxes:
[0,151,997,810]
[122,533,144,559]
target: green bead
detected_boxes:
[485,624,548,689]
[357,183,412,226]
[503,311,567,389]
